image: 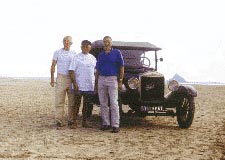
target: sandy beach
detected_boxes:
[0,78,224,159]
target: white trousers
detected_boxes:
[55,74,75,124]
[98,76,120,128]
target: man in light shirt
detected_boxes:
[50,36,78,128]
[69,40,96,128]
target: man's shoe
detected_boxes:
[56,121,62,127]
[68,121,77,129]
[82,121,92,128]
[56,121,62,129]
[112,127,120,133]
[100,125,111,131]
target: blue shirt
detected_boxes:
[96,49,124,76]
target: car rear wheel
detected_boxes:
[176,96,195,128]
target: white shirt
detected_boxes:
[69,52,96,91]
[53,48,76,75]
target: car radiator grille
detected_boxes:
[140,76,164,101]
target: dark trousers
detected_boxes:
[74,91,94,121]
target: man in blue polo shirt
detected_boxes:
[95,36,124,133]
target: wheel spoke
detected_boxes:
[177,96,195,128]
[178,98,189,121]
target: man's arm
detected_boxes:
[119,66,124,81]
[118,66,124,91]
[94,70,99,93]
[50,60,57,87]
[69,70,79,91]
[69,70,75,83]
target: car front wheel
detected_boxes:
[176,96,195,128]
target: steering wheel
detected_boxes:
[140,56,151,68]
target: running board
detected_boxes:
[146,111,176,117]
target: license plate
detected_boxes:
[141,106,164,112]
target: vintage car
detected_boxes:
[90,40,197,128]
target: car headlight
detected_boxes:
[128,77,139,89]
[168,79,179,91]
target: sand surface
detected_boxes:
[0,78,224,159]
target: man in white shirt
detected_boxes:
[69,40,96,128]
[50,36,78,128]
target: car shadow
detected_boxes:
[38,113,179,131]
[120,113,179,130]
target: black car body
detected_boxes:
[91,40,197,128]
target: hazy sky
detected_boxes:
[0,0,225,82]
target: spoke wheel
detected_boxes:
[176,96,195,128]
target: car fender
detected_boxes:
[179,85,197,97]
[165,85,197,106]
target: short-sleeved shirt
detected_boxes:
[69,52,96,91]
[96,49,124,76]
[53,48,76,75]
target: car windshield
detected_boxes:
[121,50,152,68]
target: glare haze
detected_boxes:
[0,0,225,82]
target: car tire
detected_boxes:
[176,96,195,128]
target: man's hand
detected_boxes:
[73,82,79,92]
[118,81,123,92]
[50,80,55,87]
[118,66,124,92]
[94,71,99,94]
[94,83,98,94]
[50,60,56,87]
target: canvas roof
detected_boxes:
[91,40,162,51]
